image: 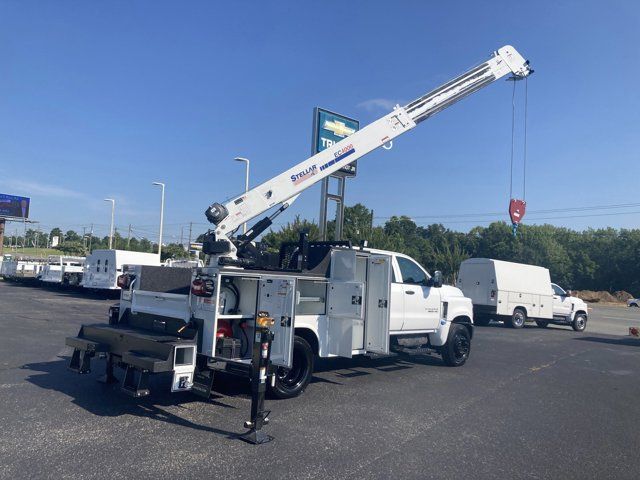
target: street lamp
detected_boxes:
[152,182,165,259]
[104,199,115,249]
[234,157,250,234]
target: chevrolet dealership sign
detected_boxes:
[312,108,359,177]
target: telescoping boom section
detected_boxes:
[205,45,532,257]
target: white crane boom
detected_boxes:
[205,45,532,258]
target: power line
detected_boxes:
[374,202,640,220]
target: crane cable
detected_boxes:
[509,79,516,200]
[508,76,529,236]
[523,76,528,201]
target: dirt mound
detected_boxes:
[613,291,634,302]
[573,290,634,303]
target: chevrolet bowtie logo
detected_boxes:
[323,119,356,138]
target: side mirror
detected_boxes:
[432,270,443,288]
[566,290,572,297]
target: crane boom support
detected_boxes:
[206,45,532,251]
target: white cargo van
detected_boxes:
[457,258,588,331]
[81,250,160,290]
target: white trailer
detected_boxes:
[457,258,588,331]
[4,256,46,280]
[1,256,16,278]
[40,256,86,286]
[81,250,160,290]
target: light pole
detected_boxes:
[152,182,165,259]
[104,198,115,249]
[234,157,250,234]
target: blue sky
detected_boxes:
[1,1,639,242]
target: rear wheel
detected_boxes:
[509,308,526,329]
[535,320,549,328]
[572,314,587,332]
[269,335,314,399]
[441,324,471,367]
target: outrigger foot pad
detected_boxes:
[238,429,273,445]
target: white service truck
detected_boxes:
[81,249,160,290]
[40,255,86,286]
[67,46,531,411]
[457,258,588,331]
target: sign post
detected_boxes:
[312,108,359,240]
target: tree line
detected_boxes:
[5,204,638,296]
[262,203,640,296]
[4,227,191,262]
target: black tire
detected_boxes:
[509,308,526,329]
[535,320,549,328]
[269,335,314,399]
[572,313,587,332]
[441,324,471,367]
[474,316,491,327]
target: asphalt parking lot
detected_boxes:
[2,281,640,479]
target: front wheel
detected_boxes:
[572,314,587,332]
[441,324,471,367]
[269,335,314,399]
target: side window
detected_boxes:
[104,259,109,273]
[552,284,565,296]
[397,257,428,285]
[96,259,101,272]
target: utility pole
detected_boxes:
[104,198,115,249]
[152,182,165,259]
[234,157,250,234]
[82,226,87,251]
[188,221,193,249]
[88,223,94,253]
[127,224,132,249]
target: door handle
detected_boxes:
[405,290,415,295]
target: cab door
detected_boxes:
[552,283,572,318]
[395,256,440,332]
[258,277,295,368]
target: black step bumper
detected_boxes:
[66,323,198,396]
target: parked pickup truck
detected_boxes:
[457,258,588,331]
[66,239,474,400]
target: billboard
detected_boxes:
[0,194,30,219]
[312,108,360,177]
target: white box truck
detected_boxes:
[457,258,588,331]
[81,250,160,290]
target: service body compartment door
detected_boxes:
[326,281,364,357]
[258,277,295,368]
[365,255,391,354]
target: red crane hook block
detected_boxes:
[509,199,527,225]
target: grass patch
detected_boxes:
[1,247,63,258]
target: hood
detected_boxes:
[440,284,465,298]
[570,296,587,307]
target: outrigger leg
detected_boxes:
[239,312,275,445]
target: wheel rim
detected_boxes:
[453,332,470,361]
[514,311,525,327]
[276,348,307,390]
[576,316,586,330]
